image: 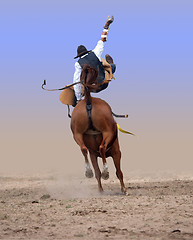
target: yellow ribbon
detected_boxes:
[117,123,135,136]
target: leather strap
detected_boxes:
[86,103,95,130]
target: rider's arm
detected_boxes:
[100,16,114,42]
[92,40,104,60]
[92,26,108,60]
[100,29,108,42]
[73,62,82,101]
[93,16,114,60]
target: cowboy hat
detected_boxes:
[74,45,91,59]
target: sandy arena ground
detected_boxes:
[0,174,193,240]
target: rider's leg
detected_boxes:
[110,63,116,74]
[105,54,116,74]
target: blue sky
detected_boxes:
[1,0,192,99]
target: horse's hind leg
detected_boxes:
[89,151,103,192]
[101,161,109,180]
[99,132,115,180]
[73,132,93,178]
[83,149,94,178]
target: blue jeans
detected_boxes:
[111,64,116,74]
[94,64,116,93]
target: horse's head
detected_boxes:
[80,64,98,90]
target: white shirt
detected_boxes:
[73,40,105,100]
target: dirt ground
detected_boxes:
[0,174,193,240]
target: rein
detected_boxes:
[42,78,130,127]
[41,80,81,91]
[41,78,102,92]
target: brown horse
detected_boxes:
[71,65,127,195]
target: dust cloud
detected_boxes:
[0,102,193,193]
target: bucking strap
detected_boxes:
[86,103,95,130]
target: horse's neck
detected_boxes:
[84,88,92,105]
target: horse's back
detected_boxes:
[91,97,117,131]
[71,97,116,134]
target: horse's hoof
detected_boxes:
[85,169,94,178]
[98,187,104,193]
[101,170,109,180]
[121,187,129,196]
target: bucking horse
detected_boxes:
[70,64,128,195]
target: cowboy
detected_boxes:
[73,16,116,106]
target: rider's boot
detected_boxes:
[105,54,114,64]
[105,54,116,74]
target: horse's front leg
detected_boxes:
[111,141,128,195]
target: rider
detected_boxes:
[73,16,116,106]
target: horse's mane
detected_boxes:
[80,64,98,90]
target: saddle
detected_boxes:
[59,58,114,105]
